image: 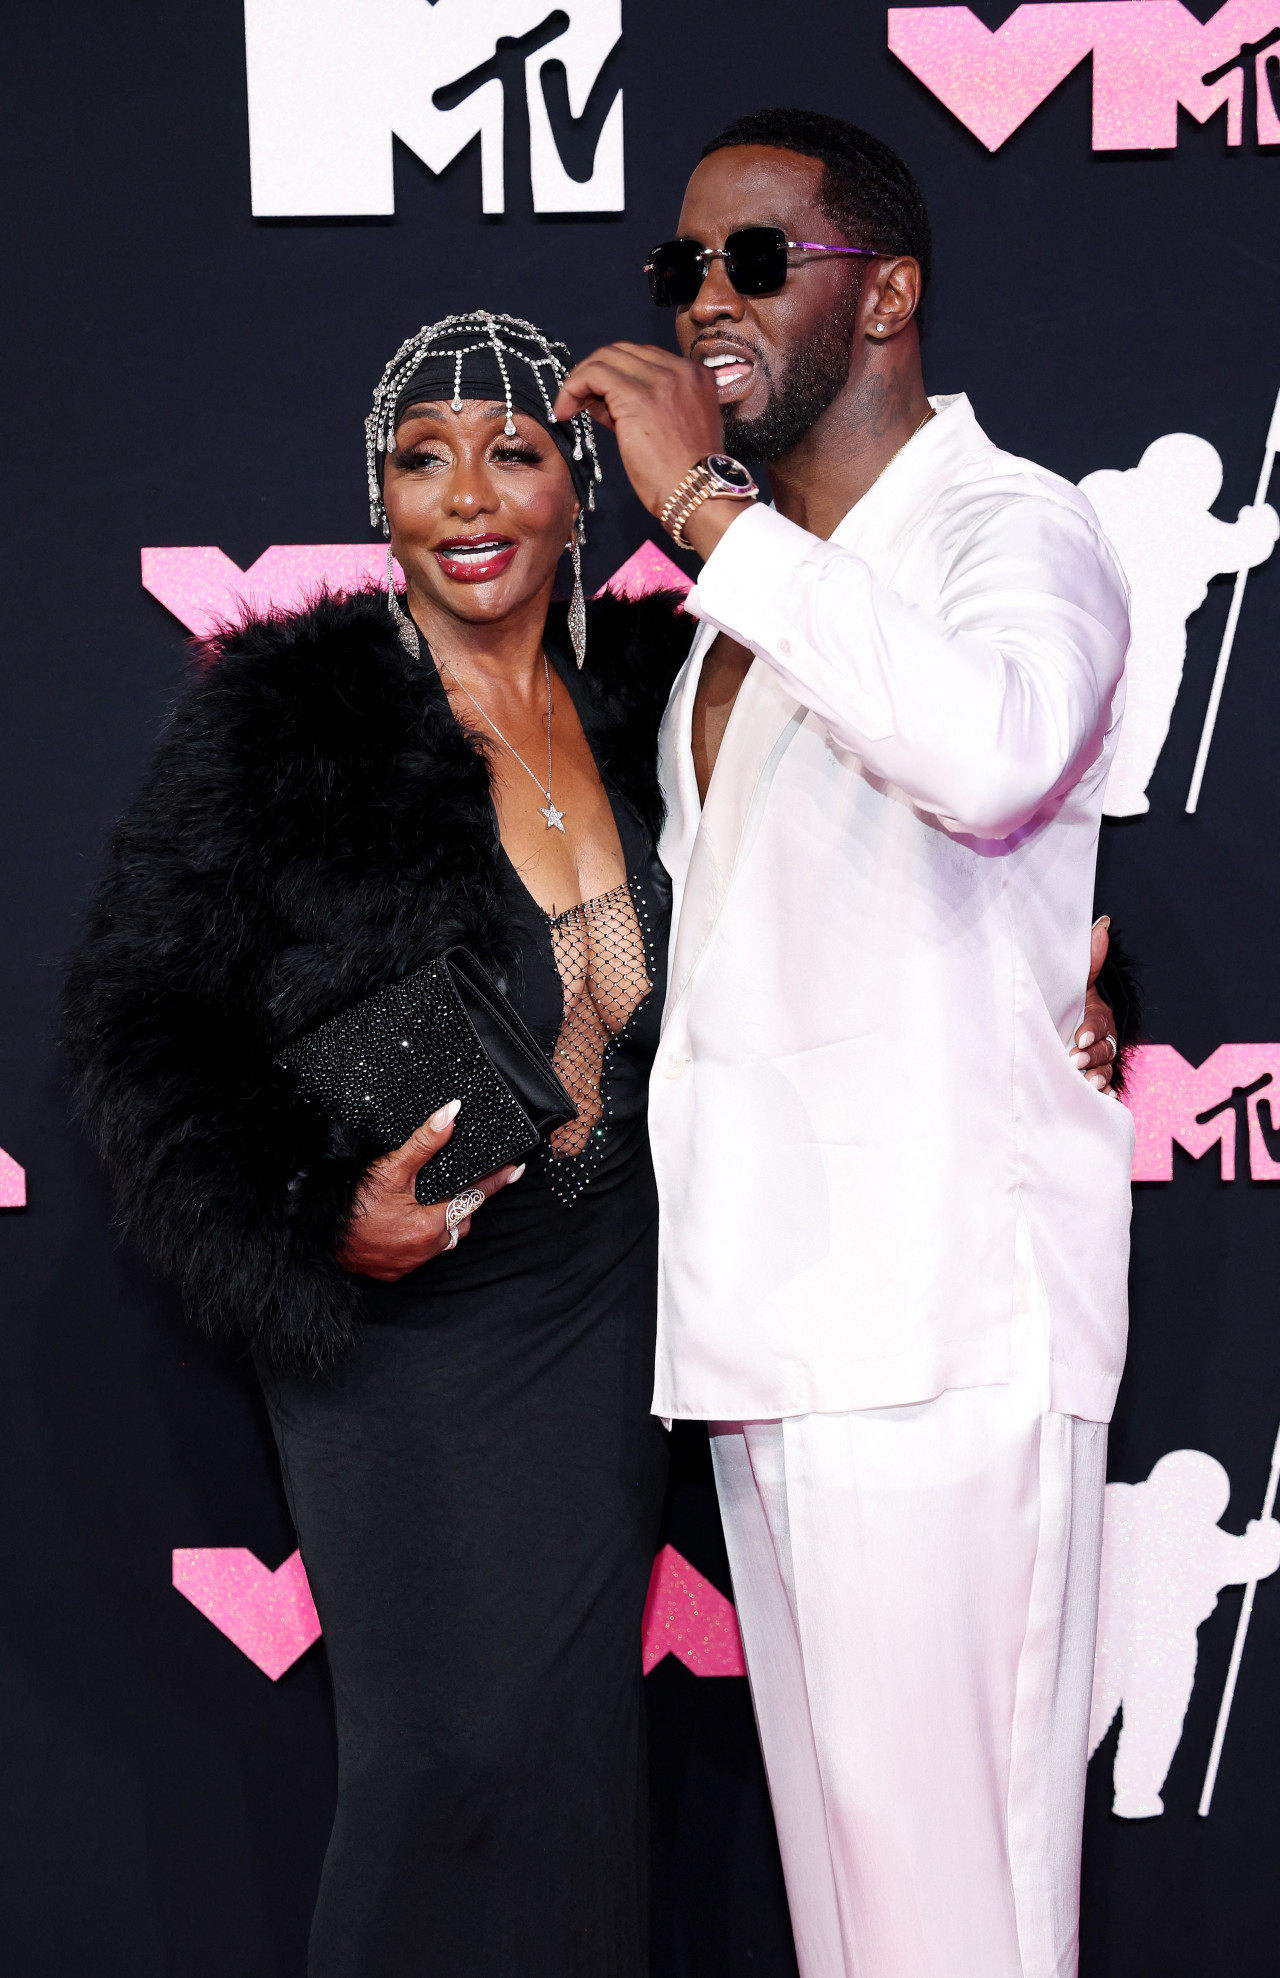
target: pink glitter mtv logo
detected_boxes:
[141,545,396,638]
[173,1548,322,1681]
[174,1542,744,1681]
[142,540,690,638]
[641,1544,747,1677]
[0,1148,26,1207]
[888,1,1280,152]
[1125,1044,1280,1181]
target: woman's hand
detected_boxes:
[335,1100,524,1281]
[1071,916,1119,1093]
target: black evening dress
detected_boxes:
[257,661,673,1978]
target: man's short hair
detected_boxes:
[700,108,932,295]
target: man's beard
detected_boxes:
[724,291,859,463]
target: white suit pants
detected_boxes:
[709,1226,1107,1978]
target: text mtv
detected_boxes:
[1126,1044,1280,1181]
[244,0,623,215]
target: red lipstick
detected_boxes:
[434,536,518,584]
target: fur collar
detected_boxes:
[172,584,693,1043]
[62,582,693,1364]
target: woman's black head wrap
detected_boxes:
[365,311,601,535]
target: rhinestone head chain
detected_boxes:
[364,310,602,540]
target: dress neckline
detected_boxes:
[492,652,642,923]
[542,877,633,930]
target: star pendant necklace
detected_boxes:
[440,650,566,832]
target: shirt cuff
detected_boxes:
[686,503,816,632]
[685,503,895,745]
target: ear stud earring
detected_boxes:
[876,322,886,333]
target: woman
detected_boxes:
[64,308,1124,1976]
[64,311,692,1977]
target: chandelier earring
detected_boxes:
[568,524,587,670]
[385,539,420,660]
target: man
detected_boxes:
[555,109,1132,1978]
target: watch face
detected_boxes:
[705,452,757,493]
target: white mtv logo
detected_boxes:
[244,0,623,216]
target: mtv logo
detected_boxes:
[139,539,688,638]
[1125,1044,1280,1181]
[888,1,1280,152]
[244,0,623,216]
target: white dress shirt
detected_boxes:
[649,392,1134,1425]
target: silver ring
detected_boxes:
[445,1226,459,1250]
[445,1187,486,1232]
[1105,1034,1117,1061]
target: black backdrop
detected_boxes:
[4,3,1280,1972]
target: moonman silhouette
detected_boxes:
[1089,1450,1280,1817]
[1080,434,1278,815]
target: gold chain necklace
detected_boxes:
[871,403,936,490]
[440,651,566,833]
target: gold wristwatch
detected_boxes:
[659,453,759,550]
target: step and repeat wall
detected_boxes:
[3,3,1279,1972]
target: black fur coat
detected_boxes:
[62,588,694,1367]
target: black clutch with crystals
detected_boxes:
[274,948,576,1202]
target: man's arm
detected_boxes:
[552,344,1127,840]
[691,499,1128,840]
[553,343,1132,1087]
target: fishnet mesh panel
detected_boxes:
[547,881,652,1159]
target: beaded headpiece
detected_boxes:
[365,310,601,541]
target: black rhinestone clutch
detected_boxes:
[274,948,576,1203]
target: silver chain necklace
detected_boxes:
[440,651,566,833]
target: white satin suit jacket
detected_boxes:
[649,393,1134,1427]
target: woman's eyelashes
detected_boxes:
[390,441,543,473]
[391,444,447,472]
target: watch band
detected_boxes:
[659,457,758,551]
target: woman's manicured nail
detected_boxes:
[429,1098,462,1130]
[1093,915,1110,931]
[1088,1072,1106,1089]
[1071,1051,1089,1068]
[508,1163,526,1182]
[1077,1031,1095,1048]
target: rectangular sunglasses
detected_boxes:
[645,225,881,307]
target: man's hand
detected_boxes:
[552,342,724,519]
[335,1100,523,1281]
[1071,916,1119,1093]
